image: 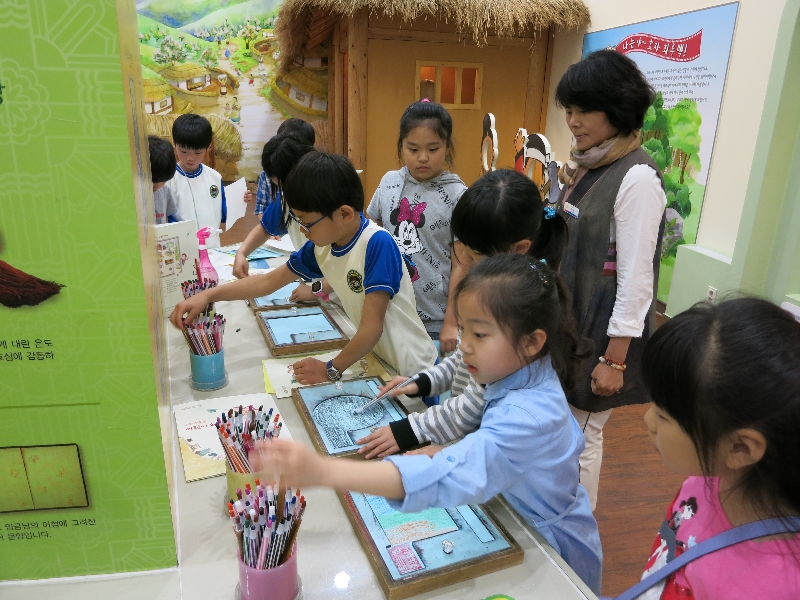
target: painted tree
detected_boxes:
[667,100,702,185]
[153,35,189,66]
[199,47,218,69]
[239,22,259,49]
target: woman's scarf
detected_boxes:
[558,132,641,190]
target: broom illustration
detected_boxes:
[0,236,65,308]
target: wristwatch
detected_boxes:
[326,359,342,381]
[311,280,329,302]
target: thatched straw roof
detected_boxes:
[276,0,590,66]
[144,113,242,161]
[279,66,328,99]
[158,62,208,81]
[142,67,174,103]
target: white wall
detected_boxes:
[545,0,788,257]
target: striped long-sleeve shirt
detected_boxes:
[389,334,487,450]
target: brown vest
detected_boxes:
[558,148,665,412]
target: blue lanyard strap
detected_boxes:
[614,516,800,600]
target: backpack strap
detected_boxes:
[614,516,800,600]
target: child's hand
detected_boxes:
[404,444,444,458]
[378,375,419,398]
[289,283,315,303]
[271,235,283,241]
[232,251,249,279]
[291,357,328,384]
[357,426,400,459]
[170,292,211,328]
[250,438,326,489]
[439,323,458,355]
[243,189,255,204]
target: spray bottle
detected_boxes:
[196,227,221,285]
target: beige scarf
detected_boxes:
[558,133,641,190]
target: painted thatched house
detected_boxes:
[142,67,174,115]
[159,62,210,91]
[275,0,590,195]
[274,64,329,116]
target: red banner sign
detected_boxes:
[616,30,702,62]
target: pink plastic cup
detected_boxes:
[237,544,299,600]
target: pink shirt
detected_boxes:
[639,476,800,599]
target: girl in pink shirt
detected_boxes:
[636,297,800,599]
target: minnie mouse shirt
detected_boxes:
[367,167,466,336]
[638,476,800,599]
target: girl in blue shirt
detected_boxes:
[253,253,603,593]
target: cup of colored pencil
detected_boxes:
[219,405,285,503]
[231,481,305,600]
[180,278,228,390]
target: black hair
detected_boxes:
[276,118,316,146]
[642,297,800,518]
[454,253,587,390]
[555,49,655,136]
[451,169,568,269]
[283,152,364,216]
[148,135,177,184]
[396,101,455,166]
[171,114,213,150]
[260,135,316,185]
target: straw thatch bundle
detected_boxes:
[158,62,208,82]
[280,66,328,99]
[144,113,242,162]
[276,0,590,66]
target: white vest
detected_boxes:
[168,165,223,248]
[315,222,437,376]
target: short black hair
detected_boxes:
[148,135,177,184]
[260,135,315,185]
[277,118,315,146]
[555,49,655,135]
[172,114,213,150]
[283,152,364,216]
[396,101,455,165]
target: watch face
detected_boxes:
[312,281,321,293]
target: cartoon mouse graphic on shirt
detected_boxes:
[639,496,699,600]
[389,197,426,282]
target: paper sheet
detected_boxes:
[224,177,248,226]
[265,235,296,253]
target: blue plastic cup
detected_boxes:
[190,350,228,391]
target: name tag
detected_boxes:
[563,201,580,219]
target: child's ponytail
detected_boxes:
[455,253,589,390]
[451,170,568,269]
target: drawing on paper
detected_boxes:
[292,378,406,456]
[365,495,458,545]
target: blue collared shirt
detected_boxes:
[385,358,603,593]
[254,171,275,215]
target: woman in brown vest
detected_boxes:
[554,50,667,510]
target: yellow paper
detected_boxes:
[262,362,276,394]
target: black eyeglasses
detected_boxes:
[289,210,329,234]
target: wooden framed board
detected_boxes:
[339,491,523,599]
[255,305,348,357]
[247,281,318,312]
[291,377,409,458]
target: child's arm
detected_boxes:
[169,264,298,327]
[439,256,467,354]
[252,438,405,499]
[233,224,271,278]
[291,291,390,384]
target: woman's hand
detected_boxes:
[232,251,249,279]
[438,322,458,355]
[289,283,315,303]
[251,438,326,489]
[590,362,623,396]
[404,444,444,458]
[357,426,400,459]
[377,375,419,398]
[291,357,328,384]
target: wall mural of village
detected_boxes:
[137,0,329,181]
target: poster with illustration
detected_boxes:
[583,3,739,303]
[137,0,328,182]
